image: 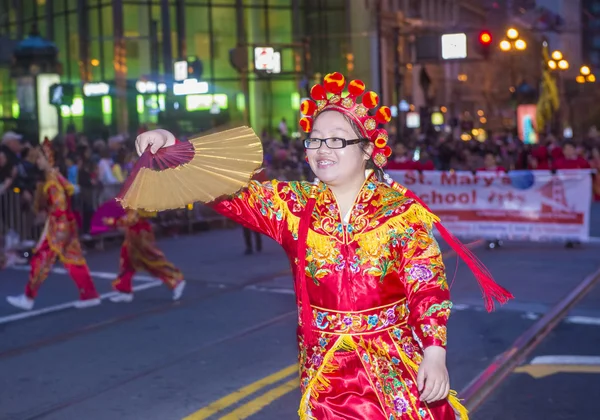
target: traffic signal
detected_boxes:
[478,30,493,59]
[49,83,74,107]
[187,56,203,79]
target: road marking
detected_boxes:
[182,364,298,420]
[218,378,299,420]
[9,265,158,283]
[515,355,600,378]
[245,285,295,295]
[529,355,600,365]
[565,315,600,326]
[0,280,163,325]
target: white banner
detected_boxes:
[387,170,595,242]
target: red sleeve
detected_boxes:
[400,216,451,349]
[210,180,286,243]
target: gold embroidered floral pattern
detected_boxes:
[355,104,368,117]
[365,118,376,130]
[329,94,341,104]
[420,324,447,347]
[420,300,453,320]
[357,336,427,419]
[313,300,407,335]
[341,97,354,108]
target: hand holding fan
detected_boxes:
[116,126,263,212]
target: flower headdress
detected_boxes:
[299,72,393,167]
[40,137,55,168]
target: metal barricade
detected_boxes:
[1,182,234,250]
[0,189,42,247]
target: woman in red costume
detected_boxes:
[133,73,512,419]
[106,209,186,302]
[6,142,100,311]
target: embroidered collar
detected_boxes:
[312,171,380,242]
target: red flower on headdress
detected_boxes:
[375,106,392,124]
[348,80,365,97]
[300,100,317,117]
[362,91,379,109]
[323,72,345,95]
[299,117,313,133]
[310,84,327,101]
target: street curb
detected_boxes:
[459,264,600,412]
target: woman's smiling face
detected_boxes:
[305,111,372,186]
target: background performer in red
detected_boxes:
[6,142,100,311]
[106,209,185,303]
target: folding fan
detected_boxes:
[116,126,263,212]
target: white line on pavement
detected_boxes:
[565,316,600,326]
[245,285,295,295]
[530,355,600,365]
[0,280,163,325]
[8,265,158,283]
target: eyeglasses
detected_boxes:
[304,138,365,149]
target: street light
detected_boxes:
[499,27,527,52]
[500,40,511,51]
[547,50,568,72]
[514,39,527,50]
[551,50,563,61]
[558,59,569,70]
[580,65,591,76]
[576,65,595,83]
[507,28,519,40]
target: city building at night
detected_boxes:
[0,0,348,141]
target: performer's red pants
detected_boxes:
[112,245,182,293]
[25,240,99,300]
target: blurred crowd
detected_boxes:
[2,122,599,240]
[0,125,139,237]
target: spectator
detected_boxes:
[386,143,416,170]
[477,152,506,172]
[527,155,550,170]
[0,151,16,194]
[97,148,118,185]
[278,117,289,145]
[77,146,97,234]
[415,150,435,171]
[0,131,23,169]
[553,142,591,170]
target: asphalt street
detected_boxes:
[0,204,599,420]
[473,289,600,420]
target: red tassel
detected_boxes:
[401,188,514,312]
[433,220,514,311]
[296,195,318,346]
